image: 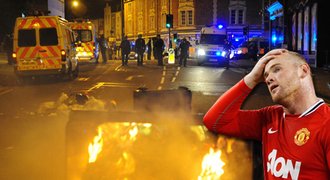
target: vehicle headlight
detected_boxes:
[236,49,242,54]
[135,53,138,57]
[229,52,234,59]
[197,49,205,56]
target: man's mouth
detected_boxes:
[269,84,279,93]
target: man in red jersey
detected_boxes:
[203,49,330,180]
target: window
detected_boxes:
[231,10,236,24]
[200,34,227,45]
[229,9,245,25]
[238,10,243,24]
[40,28,58,46]
[188,10,193,25]
[73,30,92,42]
[18,29,36,47]
[181,11,186,25]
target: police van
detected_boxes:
[196,25,230,67]
[12,15,79,81]
[68,20,99,63]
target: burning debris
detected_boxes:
[199,147,225,179]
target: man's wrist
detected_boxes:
[243,75,258,89]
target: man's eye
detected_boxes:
[273,67,280,73]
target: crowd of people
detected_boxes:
[0,32,193,67]
[99,33,192,67]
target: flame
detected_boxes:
[198,147,225,180]
[128,123,138,141]
[88,127,104,163]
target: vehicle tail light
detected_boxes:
[61,50,66,61]
[12,52,17,64]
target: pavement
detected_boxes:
[1,52,329,101]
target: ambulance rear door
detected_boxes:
[15,17,63,72]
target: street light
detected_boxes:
[72,0,79,8]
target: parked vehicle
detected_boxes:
[232,37,269,61]
[12,15,78,82]
[68,20,99,63]
[195,25,230,67]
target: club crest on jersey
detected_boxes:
[294,128,310,146]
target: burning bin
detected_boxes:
[66,89,253,180]
[133,86,192,112]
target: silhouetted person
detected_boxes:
[179,38,190,67]
[154,34,165,66]
[146,38,152,60]
[135,34,146,66]
[120,36,131,66]
[98,34,108,64]
[3,34,13,65]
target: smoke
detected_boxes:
[33,92,252,179]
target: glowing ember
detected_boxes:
[198,147,225,180]
[129,123,139,141]
[88,127,104,163]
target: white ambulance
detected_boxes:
[196,25,230,67]
[68,20,99,63]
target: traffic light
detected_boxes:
[173,33,177,42]
[166,14,173,28]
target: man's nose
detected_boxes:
[265,75,273,85]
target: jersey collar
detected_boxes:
[283,99,325,118]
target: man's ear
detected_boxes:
[299,63,310,78]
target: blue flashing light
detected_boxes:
[235,38,239,42]
[272,35,277,43]
[217,24,223,29]
[216,51,221,56]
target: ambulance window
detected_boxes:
[18,29,36,47]
[75,30,92,42]
[40,28,58,46]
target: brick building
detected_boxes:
[105,0,265,47]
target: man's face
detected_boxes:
[263,53,302,104]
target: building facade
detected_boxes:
[105,0,265,47]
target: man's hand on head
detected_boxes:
[244,49,287,89]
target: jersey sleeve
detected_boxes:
[320,115,330,171]
[203,79,264,140]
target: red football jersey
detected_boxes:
[203,79,330,180]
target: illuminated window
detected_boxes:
[188,10,193,25]
[229,0,246,25]
[181,11,186,25]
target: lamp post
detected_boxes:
[121,0,124,40]
[168,0,171,48]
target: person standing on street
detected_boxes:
[146,38,152,60]
[98,34,108,64]
[179,37,190,67]
[223,38,233,69]
[120,36,131,66]
[203,49,330,179]
[154,34,165,66]
[135,34,146,66]
[4,33,13,65]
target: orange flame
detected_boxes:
[88,127,103,163]
[198,147,225,180]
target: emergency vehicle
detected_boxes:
[196,25,230,66]
[68,20,99,63]
[12,15,79,81]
